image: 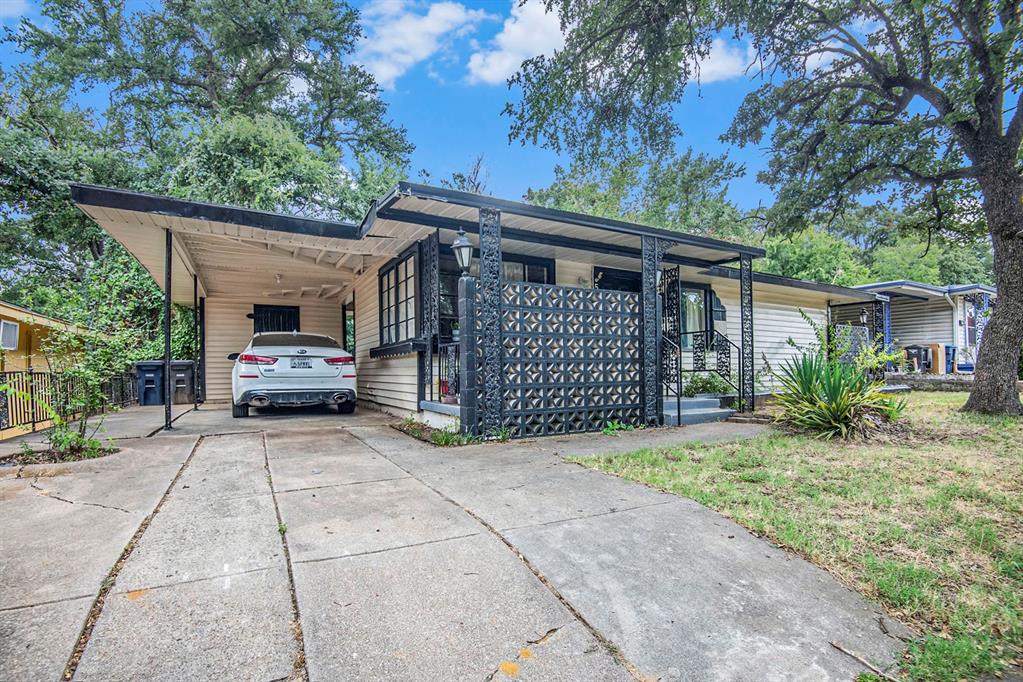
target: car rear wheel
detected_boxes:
[337,402,356,415]
[232,402,249,418]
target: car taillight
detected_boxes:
[324,356,355,366]
[238,354,278,365]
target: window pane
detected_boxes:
[502,262,525,282]
[681,289,706,348]
[527,264,548,283]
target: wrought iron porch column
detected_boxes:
[163,228,173,430]
[458,276,478,436]
[641,236,667,426]
[739,254,754,413]
[477,206,503,437]
[872,298,886,351]
[198,295,206,404]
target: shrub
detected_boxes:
[775,353,901,439]
[682,373,734,397]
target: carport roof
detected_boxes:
[70,181,768,307]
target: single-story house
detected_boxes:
[68,182,886,437]
[0,299,91,372]
[836,280,997,373]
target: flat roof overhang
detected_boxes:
[854,280,997,302]
[69,184,433,306]
[364,182,765,271]
[700,266,887,306]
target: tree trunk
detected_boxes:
[963,169,1023,415]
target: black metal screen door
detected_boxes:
[660,266,682,423]
[252,305,301,333]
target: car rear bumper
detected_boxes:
[237,388,356,407]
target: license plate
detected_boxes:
[290,358,312,369]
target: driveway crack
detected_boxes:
[348,430,646,682]
[30,479,132,514]
[262,431,309,682]
[62,435,204,680]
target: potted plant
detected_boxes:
[451,322,460,341]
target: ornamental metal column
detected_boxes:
[641,236,667,426]
[477,207,503,437]
[163,228,173,430]
[458,276,478,436]
[872,298,886,351]
[739,254,754,413]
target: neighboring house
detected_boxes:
[0,300,88,372]
[843,280,997,373]
[69,182,885,437]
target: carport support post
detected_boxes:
[477,206,503,438]
[163,228,173,430]
[740,254,754,413]
[192,273,198,410]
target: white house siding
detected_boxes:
[555,260,593,288]
[203,296,342,402]
[712,282,828,386]
[352,266,420,417]
[888,298,954,348]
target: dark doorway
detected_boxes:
[593,266,642,293]
[251,305,300,333]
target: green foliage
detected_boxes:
[762,228,871,286]
[601,420,636,436]
[682,373,734,397]
[430,426,477,447]
[774,353,901,439]
[525,151,750,241]
[10,0,411,160]
[869,240,943,285]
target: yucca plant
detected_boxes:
[775,353,899,439]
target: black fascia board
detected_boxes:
[376,207,738,270]
[702,265,888,301]
[70,183,360,240]
[389,182,766,259]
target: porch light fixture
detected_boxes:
[451,228,473,275]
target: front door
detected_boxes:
[251,305,300,334]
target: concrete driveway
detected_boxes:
[0,406,910,681]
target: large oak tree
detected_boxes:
[509,0,1022,414]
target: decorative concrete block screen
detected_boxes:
[496,282,643,437]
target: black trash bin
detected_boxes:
[135,361,164,406]
[169,360,195,405]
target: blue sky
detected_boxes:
[0,0,772,209]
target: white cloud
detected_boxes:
[359,0,493,89]
[466,0,564,86]
[0,0,30,20]
[692,38,755,84]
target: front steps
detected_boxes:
[662,397,735,426]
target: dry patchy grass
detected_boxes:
[572,392,1022,681]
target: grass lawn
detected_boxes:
[572,392,1022,681]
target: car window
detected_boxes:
[252,333,341,348]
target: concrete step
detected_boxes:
[663,407,736,427]
[662,397,722,411]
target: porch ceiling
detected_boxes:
[71,185,432,306]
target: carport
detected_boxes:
[69,184,433,429]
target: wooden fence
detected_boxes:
[0,370,137,434]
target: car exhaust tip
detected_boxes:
[249,395,271,407]
[332,393,349,403]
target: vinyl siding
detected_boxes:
[555,260,593,288]
[888,298,954,347]
[714,283,828,387]
[204,297,342,401]
[353,266,420,417]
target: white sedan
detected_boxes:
[229,332,357,418]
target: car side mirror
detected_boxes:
[227,353,239,361]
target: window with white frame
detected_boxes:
[0,320,19,351]
[379,250,417,345]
